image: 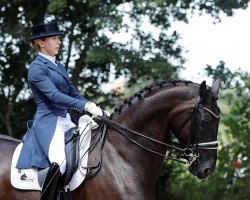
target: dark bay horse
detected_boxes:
[0,78,221,200]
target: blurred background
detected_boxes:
[0,1,249,199]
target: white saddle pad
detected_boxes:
[11,115,96,191]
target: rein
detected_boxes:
[100,116,187,163]
[100,96,220,166]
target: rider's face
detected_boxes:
[38,36,61,56]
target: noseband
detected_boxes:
[100,96,220,165]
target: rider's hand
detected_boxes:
[84,102,103,117]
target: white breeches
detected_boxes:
[48,113,76,174]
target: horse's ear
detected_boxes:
[211,76,222,95]
[199,81,207,100]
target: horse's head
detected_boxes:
[171,77,221,179]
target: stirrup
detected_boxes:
[40,162,61,200]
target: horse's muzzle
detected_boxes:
[188,155,217,180]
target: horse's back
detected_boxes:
[0,134,20,155]
[0,134,39,199]
[0,134,21,142]
[0,134,20,170]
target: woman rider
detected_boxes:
[16,21,102,199]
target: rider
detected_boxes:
[16,21,102,199]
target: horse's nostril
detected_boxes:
[204,168,211,175]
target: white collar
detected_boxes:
[38,52,57,65]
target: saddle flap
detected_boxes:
[64,133,80,185]
[65,126,78,144]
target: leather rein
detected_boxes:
[99,96,220,166]
[79,96,220,177]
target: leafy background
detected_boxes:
[0,1,249,199]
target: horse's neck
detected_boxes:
[104,83,198,187]
[113,84,198,132]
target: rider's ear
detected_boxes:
[211,76,222,95]
[199,81,208,102]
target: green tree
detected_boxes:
[204,63,250,200]
[1,1,250,199]
[0,0,48,136]
[0,0,249,139]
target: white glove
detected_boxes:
[84,102,103,117]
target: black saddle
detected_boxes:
[23,120,80,185]
[25,116,106,200]
[64,127,80,185]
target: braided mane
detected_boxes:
[111,80,194,118]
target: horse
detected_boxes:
[0,78,221,200]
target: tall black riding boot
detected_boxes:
[40,162,62,200]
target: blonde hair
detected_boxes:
[30,38,45,52]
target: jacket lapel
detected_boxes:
[36,55,69,81]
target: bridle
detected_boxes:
[100,95,220,166]
[172,96,220,165]
[78,94,220,177]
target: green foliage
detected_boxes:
[48,0,66,12]
[0,0,48,137]
[2,0,247,137]
[203,65,250,200]
[0,0,249,198]
[205,61,235,88]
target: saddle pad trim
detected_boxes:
[11,143,41,191]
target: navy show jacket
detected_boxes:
[16,55,87,169]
